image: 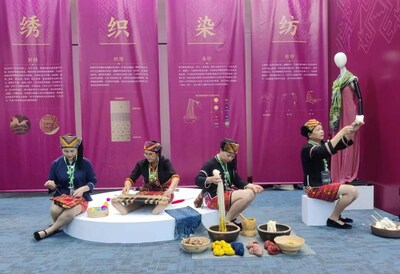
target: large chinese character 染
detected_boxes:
[20,16,41,38]
[107,17,129,38]
[196,16,215,38]
[279,15,299,36]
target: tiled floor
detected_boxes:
[1,188,399,274]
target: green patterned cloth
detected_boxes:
[329,71,357,132]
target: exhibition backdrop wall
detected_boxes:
[166,0,248,182]
[328,0,400,215]
[250,0,328,183]
[77,0,161,187]
[1,0,399,217]
[0,0,75,190]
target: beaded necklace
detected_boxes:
[63,156,76,195]
[148,156,159,183]
[216,154,231,184]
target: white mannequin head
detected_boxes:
[334,52,347,69]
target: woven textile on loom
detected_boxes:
[165,206,202,239]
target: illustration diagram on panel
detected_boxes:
[184,98,202,124]
[110,100,131,142]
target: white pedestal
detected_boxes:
[345,185,374,210]
[64,188,218,243]
[302,195,335,226]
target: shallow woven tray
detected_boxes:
[371,222,400,238]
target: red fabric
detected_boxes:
[306,183,341,202]
[204,191,232,211]
[51,194,88,213]
[80,200,88,213]
[331,85,360,183]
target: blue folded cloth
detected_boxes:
[165,206,202,239]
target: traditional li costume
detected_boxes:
[329,71,362,183]
[111,141,179,216]
[125,141,179,192]
[49,135,96,212]
[195,139,249,210]
[300,119,353,202]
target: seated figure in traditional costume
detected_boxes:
[112,141,180,215]
[300,119,363,229]
[34,134,97,240]
[194,138,264,229]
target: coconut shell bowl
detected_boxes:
[257,223,292,242]
[207,224,240,243]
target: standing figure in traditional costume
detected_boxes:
[329,52,364,183]
[112,141,180,214]
[194,138,264,228]
[34,134,97,240]
[300,119,363,229]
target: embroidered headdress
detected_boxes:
[300,119,321,137]
[144,141,162,153]
[60,134,82,148]
[220,138,239,154]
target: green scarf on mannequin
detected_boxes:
[329,70,357,132]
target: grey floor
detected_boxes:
[1,188,399,274]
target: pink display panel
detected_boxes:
[166,0,247,184]
[0,0,75,191]
[251,0,328,183]
[77,0,160,187]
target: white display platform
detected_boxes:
[345,185,374,210]
[63,188,218,243]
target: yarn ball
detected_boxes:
[230,242,244,256]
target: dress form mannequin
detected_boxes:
[334,52,348,81]
[333,52,364,122]
[330,52,364,183]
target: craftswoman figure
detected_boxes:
[300,119,363,229]
[34,134,96,240]
[195,138,264,228]
[112,141,180,215]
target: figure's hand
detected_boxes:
[245,184,264,194]
[351,120,364,132]
[44,180,56,191]
[342,125,354,134]
[339,125,355,139]
[122,180,131,194]
[72,187,85,198]
[163,189,173,199]
[210,169,223,185]
[253,184,264,193]
[209,175,223,185]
